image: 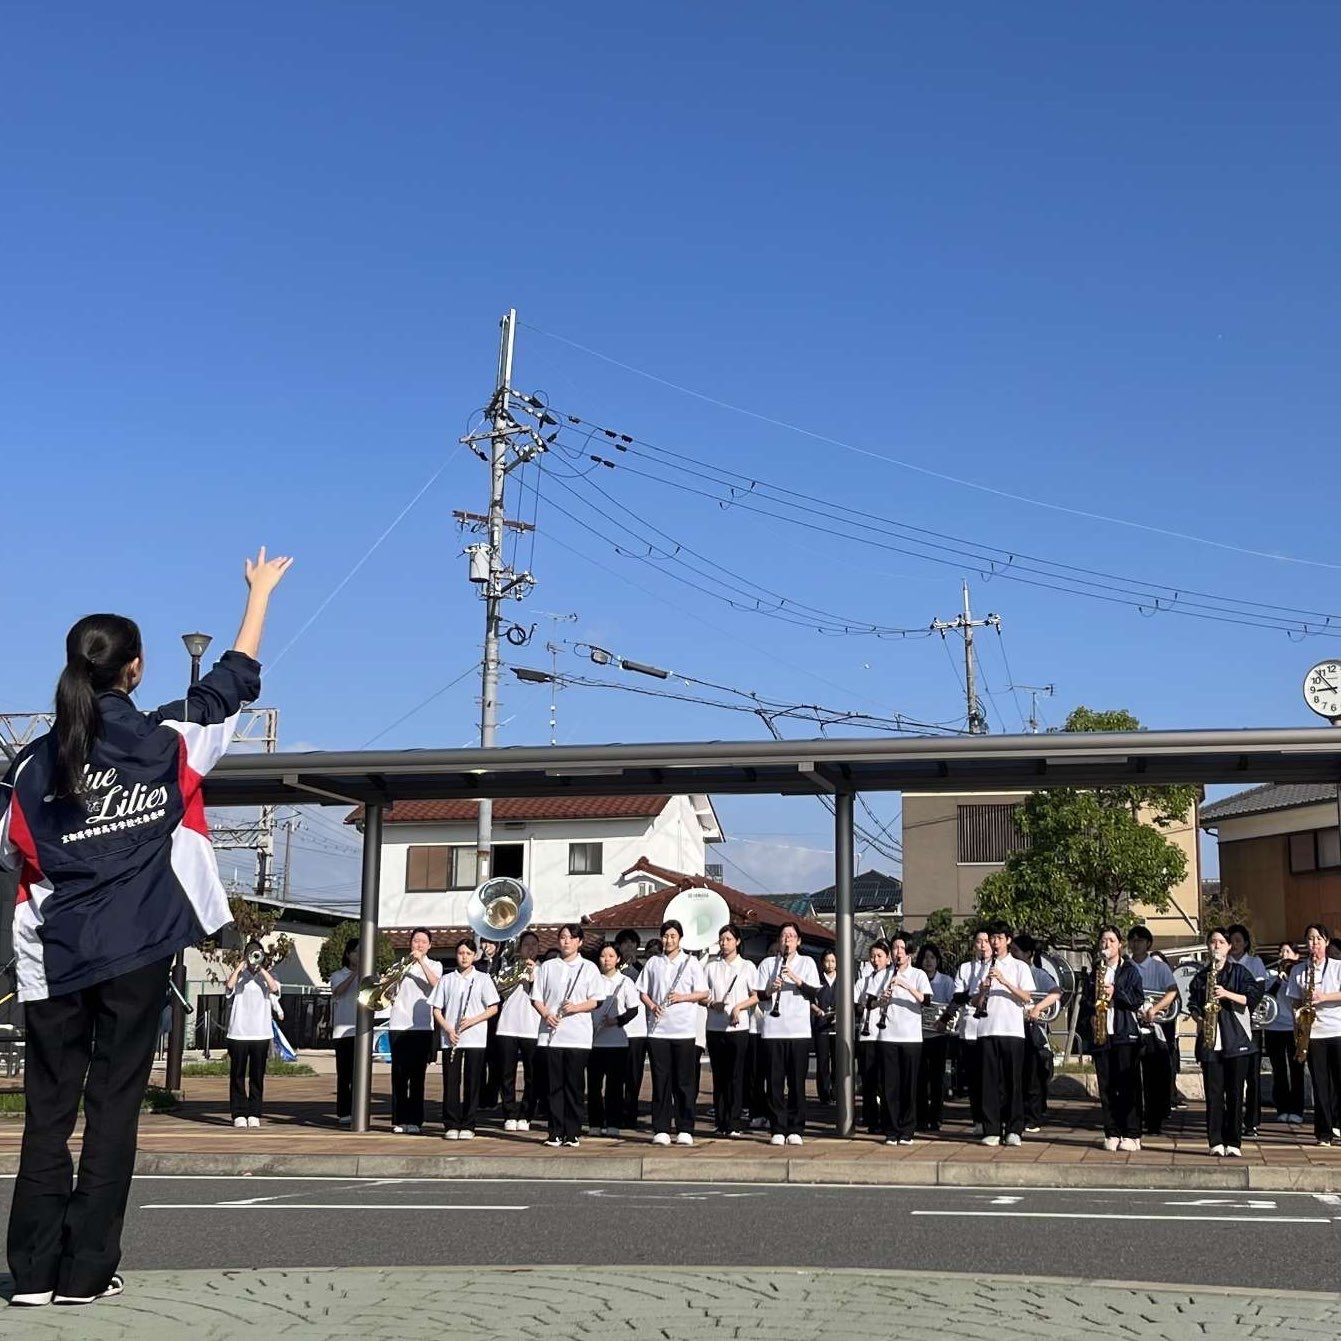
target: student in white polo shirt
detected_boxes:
[224,941,281,1129]
[496,930,542,1132]
[589,942,641,1136]
[704,923,758,1138]
[430,937,500,1140]
[756,922,822,1146]
[952,929,992,1137]
[386,928,443,1135]
[531,924,602,1147]
[975,920,1035,1148]
[872,935,930,1146]
[328,938,360,1127]
[638,919,710,1146]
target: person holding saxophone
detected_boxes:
[429,937,499,1140]
[1087,926,1145,1152]
[1286,922,1341,1146]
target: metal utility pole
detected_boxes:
[931,581,1000,735]
[1009,682,1055,734]
[459,309,542,883]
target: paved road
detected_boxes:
[4,1175,1340,1291]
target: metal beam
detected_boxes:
[350,803,383,1134]
[833,792,856,1139]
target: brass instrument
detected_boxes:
[1143,988,1180,1026]
[466,876,536,997]
[1201,954,1225,1052]
[1294,958,1318,1064]
[972,953,997,1020]
[1028,991,1062,1024]
[1092,959,1110,1047]
[357,957,414,1012]
[1250,994,1279,1030]
[493,956,536,996]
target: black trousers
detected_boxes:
[1022,1027,1052,1127]
[480,1014,501,1109]
[498,1035,537,1121]
[1307,1036,1341,1141]
[624,1037,648,1124]
[1095,1042,1141,1139]
[546,1047,588,1141]
[534,1043,550,1122]
[962,1039,985,1126]
[648,1037,698,1135]
[878,1042,920,1140]
[1203,1051,1250,1148]
[979,1035,1025,1139]
[857,1040,882,1132]
[1244,1038,1264,1131]
[766,1037,809,1136]
[588,1046,628,1130]
[813,1028,835,1104]
[916,1035,949,1130]
[1138,1031,1172,1133]
[442,1048,486,1130]
[333,1036,355,1119]
[1264,1029,1306,1117]
[227,1038,269,1119]
[389,1029,435,1127]
[747,1032,768,1118]
[706,1030,749,1133]
[7,955,169,1298]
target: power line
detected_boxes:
[359,660,482,749]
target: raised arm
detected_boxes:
[233,547,294,661]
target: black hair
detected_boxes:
[455,937,478,953]
[660,919,684,938]
[410,927,433,944]
[615,928,640,946]
[870,938,891,956]
[598,940,620,958]
[559,923,585,941]
[1013,932,1037,955]
[343,937,360,963]
[1227,923,1252,949]
[645,937,663,958]
[518,930,540,948]
[1127,925,1153,945]
[541,947,561,961]
[984,919,1013,939]
[719,922,743,943]
[913,942,942,973]
[778,921,802,939]
[1304,921,1333,943]
[1205,925,1230,946]
[54,614,143,797]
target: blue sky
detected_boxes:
[5,4,1340,903]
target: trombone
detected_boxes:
[357,957,414,1012]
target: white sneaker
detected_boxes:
[403,1124,420,1135]
[9,1290,55,1307]
[53,1274,124,1306]
[504,1119,519,1132]
[247,1116,260,1129]
[233,1117,248,1129]
[1024,1125,1041,1134]
[981,1134,1001,1147]
[1118,1137,1140,1152]
[1004,1133,1022,1147]
[969,1123,984,1138]
[786,1133,804,1146]
[338,1115,352,1127]
[458,1130,475,1141]
[1226,1145,1242,1158]
[652,1132,672,1147]
[1210,1143,1226,1157]
[897,1138,915,1146]
[543,1136,564,1148]
[770,1133,786,1147]
[1102,1136,1120,1151]
[516,1119,530,1132]
[443,1129,460,1140]
[1289,1113,1306,1125]
[676,1132,694,1147]
[392,1125,406,1134]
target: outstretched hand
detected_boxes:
[244,547,294,594]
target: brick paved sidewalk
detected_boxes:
[4,1071,1340,1189]
[4,1266,1339,1340]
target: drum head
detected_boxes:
[1173,960,1201,1011]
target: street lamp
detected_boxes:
[181,632,212,686]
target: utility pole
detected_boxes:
[931,581,1000,734]
[1009,682,1056,734]
[459,309,542,883]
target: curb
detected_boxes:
[4,1149,1336,1191]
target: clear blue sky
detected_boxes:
[5,4,1340,902]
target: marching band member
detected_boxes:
[387,928,443,1134]
[811,949,838,1106]
[637,919,710,1146]
[1012,933,1058,1134]
[1228,924,1269,1138]
[328,938,359,1126]
[531,924,602,1148]
[1127,925,1179,1137]
[225,941,281,1129]
[1,549,289,1308]
[874,935,929,1145]
[913,942,955,1132]
[1087,926,1144,1152]
[430,937,500,1140]
[589,942,640,1136]
[747,955,772,1130]
[1189,926,1263,1157]
[952,930,992,1137]
[1286,923,1341,1145]
[705,924,758,1137]
[975,920,1035,1147]
[856,943,884,1134]
[1263,942,1305,1126]
[756,922,821,1147]
[615,929,648,1128]
[496,930,541,1132]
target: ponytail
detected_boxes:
[54,614,142,797]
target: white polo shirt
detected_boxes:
[704,956,756,1033]
[227,970,275,1041]
[637,952,709,1041]
[497,975,541,1040]
[429,967,500,1050]
[592,970,640,1049]
[954,957,992,1043]
[926,970,956,1007]
[874,965,931,1044]
[1264,970,1295,1032]
[974,955,1034,1040]
[532,955,602,1049]
[620,964,648,1040]
[1287,957,1341,1040]
[386,958,444,1032]
[756,952,820,1041]
[329,966,357,1040]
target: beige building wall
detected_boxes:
[902,790,1201,946]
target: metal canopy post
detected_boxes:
[834,791,856,1138]
[351,802,383,1134]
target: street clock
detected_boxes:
[1303,661,1341,719]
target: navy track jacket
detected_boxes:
[0,651,260,1002]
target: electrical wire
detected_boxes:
[359,660,482,749]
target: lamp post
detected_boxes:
[165,632,212,1092]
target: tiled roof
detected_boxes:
[1200,783,1339,825]
[808,868,903,916]
[347,795,673,826]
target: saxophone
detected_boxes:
[1201,954,1224,1052]
[1093,959,1110,1047]
[1294,958,1318,1064]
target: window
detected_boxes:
[405,845,474,892]
[956,804,1027,864]
[568,842,603,875]
[1290,832,1318,873]
[1289,828,1341,874]
[1319,828,1341,870]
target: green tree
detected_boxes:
[913,907,974,967]
[973,706,1197,952]
[317,920,395,983]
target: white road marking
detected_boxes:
[987,1196,1022,1205]
[584,1189,762,1201]
[1313,1193,1341,1206]
[142,1203,530,1211]
[911,1211,1327,1224]
[1164,1198,1278,1209]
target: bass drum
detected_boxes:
[1038,952,1075,1001]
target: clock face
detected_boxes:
[1303,661,1341,719]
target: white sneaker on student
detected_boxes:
[392,1125,406,1134]
[246,1117,260,1129]
[652,1132,672,1146]
[897,1138,916,1146]
[403,1124,420,1135]
[233,1117,248,1129]
[458,1130,475,1141]
[1226,1146,1242,1158]
[786,1133,803,1146]
[1210,1143,1226,1156]
[9,1291,55,1307]
[504,1119,519,1132]
[1004,1133,1022,1147]
[338,1116,352,1127]
[516,1119,531,1131]
[1117,1137,1140,1152]
[676,1132,695,1147]
[443,1129,460,1140]
[770,1133,786,1147]
[981,1134,1001,1147]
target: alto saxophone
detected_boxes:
[1294,958,1317,1064]
[1201,954,1225,1052]
[1093,959,1110,1047]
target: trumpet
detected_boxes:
[246,946,273,971]
[357,957,414,1012]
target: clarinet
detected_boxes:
[769,952,792,1018]
[877,965,899,1031]
[972,952,997,1020]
